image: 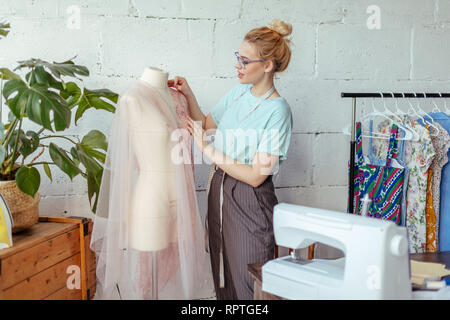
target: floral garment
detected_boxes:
[428,123,450,246]
[425,167,437,252]
[371,117,435,253]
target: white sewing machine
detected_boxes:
[262,203,412,300]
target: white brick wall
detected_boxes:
[1,0,450,299]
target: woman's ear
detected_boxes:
[264,59,275,73]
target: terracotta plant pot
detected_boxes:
[0,180,41,233]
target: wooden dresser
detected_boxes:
[0,216,96,300]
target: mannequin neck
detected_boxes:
[140,67,177,121]
[140,67,169,92]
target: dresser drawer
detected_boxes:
[0,216,96,300]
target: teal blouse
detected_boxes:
[210,83,293,166]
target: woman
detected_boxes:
[169,19,293,300]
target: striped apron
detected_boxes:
[205,86,278,299]
[207,166,277,300]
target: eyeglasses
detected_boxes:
[234,51,264,69]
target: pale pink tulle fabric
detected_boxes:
[90,79,205,299]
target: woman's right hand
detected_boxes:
[168,76,193,98]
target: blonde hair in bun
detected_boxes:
[244,19,293,73]
[267,19,293,38]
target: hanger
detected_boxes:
[374,92,415,141]
[370,94,413,140]
[360,98,393,138]
[379,92,402,123]
[392,92,407,116]
[383,92,419,140]
[431,97,441,113]
[401,93,429,141]
[417,93,440,136]
[391,92,419,141]
[343,97,413,140]
[342,98,389,138]
[429,96,444,137]
[406,93,426,124]
[439,92,450,115]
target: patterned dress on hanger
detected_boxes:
[371,116,435,253]
[367,119,409,227]
[427,123,450,247]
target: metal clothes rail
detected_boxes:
[341,92,450,214]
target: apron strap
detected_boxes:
[239,86,275,123]
[219,168,226,288]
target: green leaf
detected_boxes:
[0,145,6,164]
[87,169,103,213]
[8,111,16,122]
[0,68,21,80]
[4,83,29,119]
[25,130,40,151]
[49,143,81,180]
[0,123,5,141]
[76,144,102,173]
[14,57,89,79]
[81,130,108,151]
[70,147,80,167]
[60,81,82,109]
[82,148,105,164]
[75,142,103,212]
[43,163,52,182]
[26,66,63,90]
[3,78,71,131]
[15,165,40,197]
[75,88,117,124]
[0,22,10,38]
[8,129,40,159]
[8,129,30,158]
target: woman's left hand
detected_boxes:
[185,115,209,153]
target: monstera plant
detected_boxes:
[0,21,117,213]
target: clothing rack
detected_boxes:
[341,92,450,214]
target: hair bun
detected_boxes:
[267,19,292,37]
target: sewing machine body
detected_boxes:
[262,203,412,300]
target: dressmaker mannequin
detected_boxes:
[127,66,178,252]
[91,66,205,300]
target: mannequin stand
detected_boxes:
[153,251,158,300]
